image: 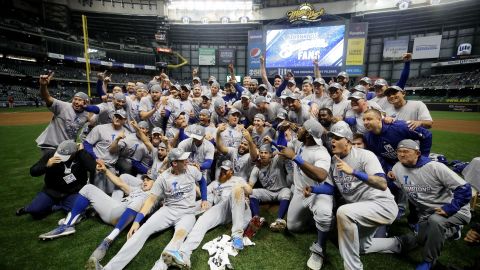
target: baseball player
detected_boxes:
[232,91,258,125]
[327,122,398,270]
[248,143,291,232]
[215,124,258,181]
[276,119,333,270]
[87,148,208,270]
[370,139,472,270]
[336,71,350,98]
[83,109,128,198]
[116,120,152,175]
[129,83,148,123]
[139,84,164,130]
[165,84,195,127]
[358,77,375,100]
[308,78,333,109]
[16,140,96,219]
[285,92,315,125]
[211,98,228,126]
[36,73,90,155]
[161,160,253,269]
[40,165,154,262]
[343,87,383,134]
[165,111,188,146]
[217,109,243,148]
[328,83,350,119]
[384,85,433,129]
[255,96,283,123]
[249,113,275,147]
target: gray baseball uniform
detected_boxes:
[345,101,383,134]
[178,176,251,257]
[178,138,215,181]
[36,98,88,149]
[388,100,433,122]
[219,125,243,148]
[286,140,333,233]
[371,96,395,114]
[305,93,333,110]
[139,96,163,129]
[251,127,275,147]
[232,101,258,123]
[225,147,254,180]
[166,99,194,129]
[331,147,397,270]
[332,99,351,118]
[102,165,202,270]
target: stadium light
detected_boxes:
[167,0,252,11]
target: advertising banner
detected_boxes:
[199,48,216,65]
[218,48,236,65]
[383,39,409,60]
[412,35,442,59]
[247,30,263,77]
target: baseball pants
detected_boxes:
[103,206,196,270]
[336,198,398,270]
[78,184,127,225]
[286,190,334,232]
[251,187,292,201]
[179,185,252,258]
[93,166,123,201]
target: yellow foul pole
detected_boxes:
[82,15,91,97]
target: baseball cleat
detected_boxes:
[15,207,27,216]
[58,214,85,226]
[243,216,265,239]
[307,252,324,270]
[269,218,287,232]
[85,256,103,270]
[232,236,244,250]
[39,225,75,240]
[90,238,112,262]
[162,250,187,268]
[452,225,463,240]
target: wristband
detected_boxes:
[134,213,145,223]
[352,169,369,182]
[293,155,305,166]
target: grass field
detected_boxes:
[0,110,479,270]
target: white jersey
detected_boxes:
[118,133,150,164]
[226,147,253,180]
[389,100,432,122]
[345,101,383,134]
[130,99,142,122]
[150,148,166,181]
[258,102,282,123]
[332,99,351,118]
[220,125,243,148]
[392,160,470,219]
[139,96,164,129]
[85,123,126,165]
[36,99,88,147]
[207,176,246,205]
[330,147,394,203]
[305,93,333,110]
[150,165,203,209]
[251,127,275,147]
[232,101,258,123]
[371,96,395,115]
[178,138,215,166]
[289,140,332,193]
[167,98,195,129]
[249,155,288,191]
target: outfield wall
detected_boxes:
[425,103,480,112]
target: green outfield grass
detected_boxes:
[0,106,48,113]
[1,115,480,270]
[431,111,480,121]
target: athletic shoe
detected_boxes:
[90,238,112,262]
[307,252,324,270]
[452,225,463,240]
[415,261,432,270]
[39,225,76,240]
[269,218,287,232]
[15,207,27,216]
[243,216,265,239]
[232,236,244,250]
[58,214,85,226]
[408,223,419,236]
[85,256,103,270]
[162,250,187,269]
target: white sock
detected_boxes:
[106,228,120,240]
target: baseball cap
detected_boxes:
[303,78,313,85]
[228,108,242,116]
[208,76,217,82]
[250,79,259,85]
[151,127,163,136]
[303,75,313,82]
[337,71,349,79]
[303,119,324,146]
[137,82,147,91]
[276,109,287,120]
[259,144,273,153]
[142,172,156,181]
[348,91,366,100]
[351,85,367,94]
[359,77,372,85]
[113,109,127,119]
[167,148,191,162]
[328,83,343,92]
[397,139,420,151]
[255,96,269,106]
[214,98,225,109]
[220,160,233,171]
[384,85,404,96]
[137,121,149,129]
[286,92,301,100]
[192,76,201,82]
[328,121,353,142]
[185,125,206,140]
[54,140,77,162]
[150,84,162,93]
[274,74,282,80]
[172,111,186,120]
[287,79,296,85]
[313,78,326,86]
[199,109,212,117]
[181,84,191,92]
[158,142,167,149]
[74,92,89,101]
[254,113,266,121]
[211,81,220,88]
[114,93,127,102]
[170,84,181,91]
[241,91,252,100]
[280,89,292,99]
[374,79,388,87]
[258,84,267,90]
[201,93,212,100]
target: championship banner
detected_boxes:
[412,35,442,59]
[199,48,216,65]
[345,22,368,76]
[247,30,263,77]
[383,39,409,60]
[218,48,236,65]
